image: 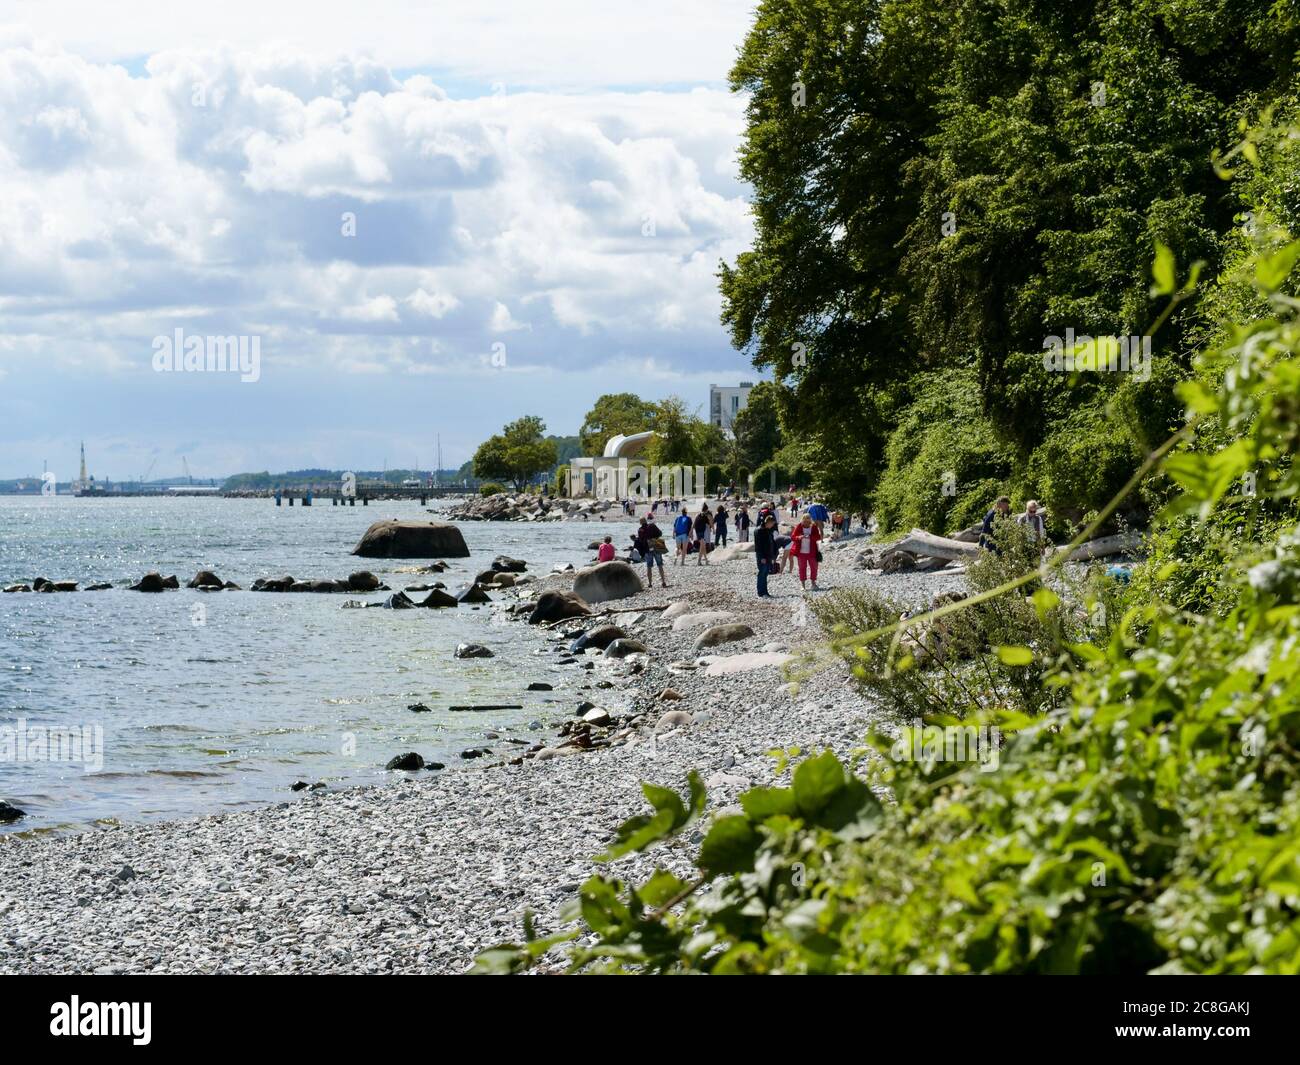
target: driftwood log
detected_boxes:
[888,528,981,562]
[1064,531,1143,561]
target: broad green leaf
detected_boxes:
[1256,241,1300,292]
[697,816,760,874]
[1152,241,1176,295]
[1067,335,1120,371]
[792,750,847,815]
[641,781,687,825]
[739,785,799,821]
[996,645,1034,666]
[637,868,691,909]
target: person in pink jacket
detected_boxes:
[597,536,616,562]
[789,514,822,590]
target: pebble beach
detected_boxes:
[0,529,965,975]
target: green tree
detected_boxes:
[731,381,783,470]
[472,416,557,490]
[646,396,701,465]
[578,393,658,455]
[719,0,1300,520]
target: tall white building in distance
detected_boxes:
[709,382,755,433]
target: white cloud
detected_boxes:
[0,24,766,478]
[3,2,752,89]
[0,38,754,381]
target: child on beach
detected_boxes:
[597,536,616,563]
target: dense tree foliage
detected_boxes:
[578,393,658,455]
[731,380,785,472]
[471,416,557,490]
[643,396,727,469]
[720,0,1300,527]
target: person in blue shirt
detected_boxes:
[672,507,692,566]
[979,495,1011,554]
[807,501,829,536]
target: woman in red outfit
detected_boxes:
[790,513,822,590]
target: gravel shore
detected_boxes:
[0,534,964,975]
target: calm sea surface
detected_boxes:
[0,496,593,836]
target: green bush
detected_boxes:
[752,462,811,493]
[811,522,1093,722]
[479,482,507,497]
[871,370,1015,536]
[1024,403,1145,537]
[478,234,1300,976]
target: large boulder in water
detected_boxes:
[129,572,172,592]
[527,590,592,625]
[573,560,642,604]
[187,570,224,589]
[347,571,381,592]
[491,555,527,573]
[351,520,469,559]
[455,583,492,604]
[419,588,459,608]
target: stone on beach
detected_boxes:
[454,643,494,659]
[603,638,648,659]
[698,651,794,676]
[661,601,693,620]
[655,710,693,731]
[527,590,591,625]
[351,520,470,559]
[569,624,626,653]
[572,560,642,604]
[385,752,425,771]
[694,623,756,649]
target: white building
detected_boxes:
[566,432,704,499]
[709,382,755,433]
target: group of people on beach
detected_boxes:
[599,491,855,597]
[979,495,1048,554]
[608,489,1050,598]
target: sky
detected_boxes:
[0,1,762,481]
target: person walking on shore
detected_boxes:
[736,505,751,542]
[672,507,691,565]
[715,504,729,547]
[634,517,669,588]
[755,512,778,597]
[979,495,1012,554]
[790,513,822,590]
[1018,499,1048,555]
[693,507,712,565]
[807,500,829,536]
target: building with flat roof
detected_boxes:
[709,382,755,433]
